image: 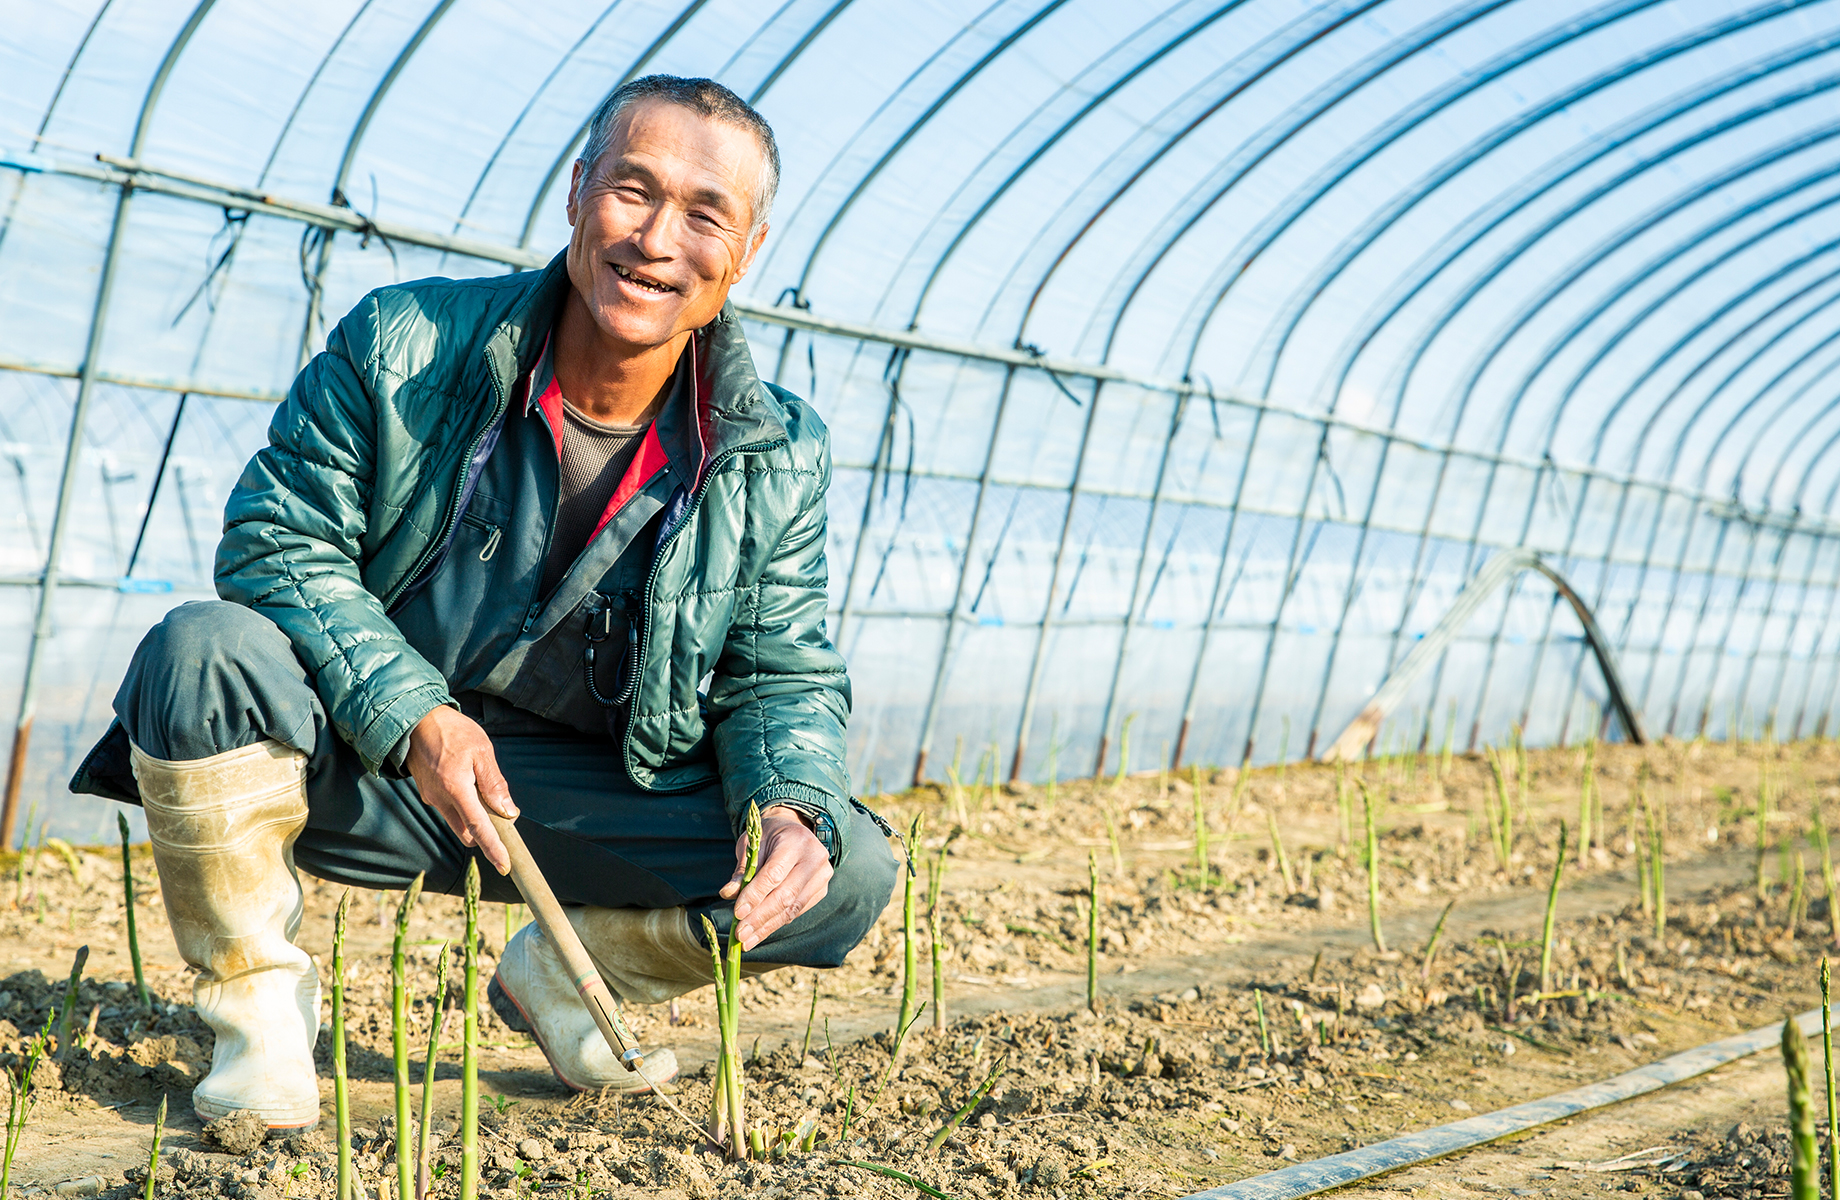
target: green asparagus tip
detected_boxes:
[743,802,764,883]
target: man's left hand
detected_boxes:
[723,806,832,951]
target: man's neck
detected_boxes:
[552,290,684,425]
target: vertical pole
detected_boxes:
[1515,470,1601,738]
[1170,408,1266,770]
[1637,502,1714,724]
[1008,381,1105,783]
[1787,537,1840,737]
[1549,477,1641,745]
[909,367,1022,785]
[299,0,461,370]
[1765,531,1836,735]
[2,193,134,848]
[1,0,218,847]
[1301,431,1399,759]
[831,352,905,655]
[1659,511,1736,736]
[1092,392,1187,776]
[1690,518,1763,737]
[1456,460,1549,749]
[1236,424,1337,767]
[1809,559,1840,739]
[1369,448,1461,751]
[1727,525,1798,730]
[124,393,188,579]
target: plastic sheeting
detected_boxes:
[6,0,1840,843]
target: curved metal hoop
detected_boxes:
[1319,549,1648,762]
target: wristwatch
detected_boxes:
[765,802,837,860]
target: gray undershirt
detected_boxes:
[542,400,650,595]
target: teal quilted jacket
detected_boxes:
[214,254,854,847]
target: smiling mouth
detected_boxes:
[612,262,676,294]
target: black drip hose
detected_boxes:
[1183,1008,1822,1200]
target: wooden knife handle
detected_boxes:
[487,813,643,1071]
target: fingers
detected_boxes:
[409,711,515,876]
[417,761,509,876]
[733,839,795,920]
[736,864,831,951]
[472,746,519,820]
[734,846,832,950]
[446,766,511,877]
[720,832,749,899]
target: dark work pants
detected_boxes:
[113,601,897,968]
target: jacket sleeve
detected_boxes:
[706,435,856,859]
[214,307,453,775]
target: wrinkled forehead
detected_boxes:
[591,98,769,219]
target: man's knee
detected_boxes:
[795,805,901,968]
[117,601,319,761]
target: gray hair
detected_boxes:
[575,75,780,233]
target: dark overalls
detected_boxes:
[83,339,896,969]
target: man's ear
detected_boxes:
[565,160,584,227]
[736,223,769,282]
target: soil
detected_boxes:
[4,736,1840,1200]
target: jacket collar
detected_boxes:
[489,252,787,486]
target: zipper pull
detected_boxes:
[478,525,502,562]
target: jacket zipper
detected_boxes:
[460,512,502,561]
[381,362,511,611]
[622,436,788,789]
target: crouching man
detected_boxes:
[70,75,898,1129]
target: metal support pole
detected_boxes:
[1809,569,1840,739]
[909,368,1022,786]
[1008,382,1105,783]
[1798,471,1840,736]
[1518,471,1607,740]
[1458,460,1550,748]
[1662,512,1737,736]
[1786,537,1840,736]
[1691,520,1767,736]
[1635,501,1713,724]
[1301,430,1401,760]
[1,0,217,848]
[1549,477,1641,745]
[1371,448,1461,751]
[1237,425,1339,766]
[1171,408,1266,770]
[1092,392,1188,776]
[298,0,460,369]
[124,393,188,578]
[1762,531,1835,734]
[831,351,906,655]
[1727,526,1797,731]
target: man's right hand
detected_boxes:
[407,705,518,876]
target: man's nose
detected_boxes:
[628,205,680,259]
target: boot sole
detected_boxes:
[193,1094,320,1130]
[487,971,674,1096]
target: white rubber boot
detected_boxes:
[131,739,321,1129]
[489,915,682,1094]
[491,907,789,1093]
[570,906,772,1005]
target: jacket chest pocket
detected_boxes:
[459,511,502,562]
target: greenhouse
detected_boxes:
[4,0,1838,839]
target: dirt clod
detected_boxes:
[203,1108,270,1156]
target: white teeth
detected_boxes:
[613,263,669,293]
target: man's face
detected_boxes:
[565,99,769,353]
